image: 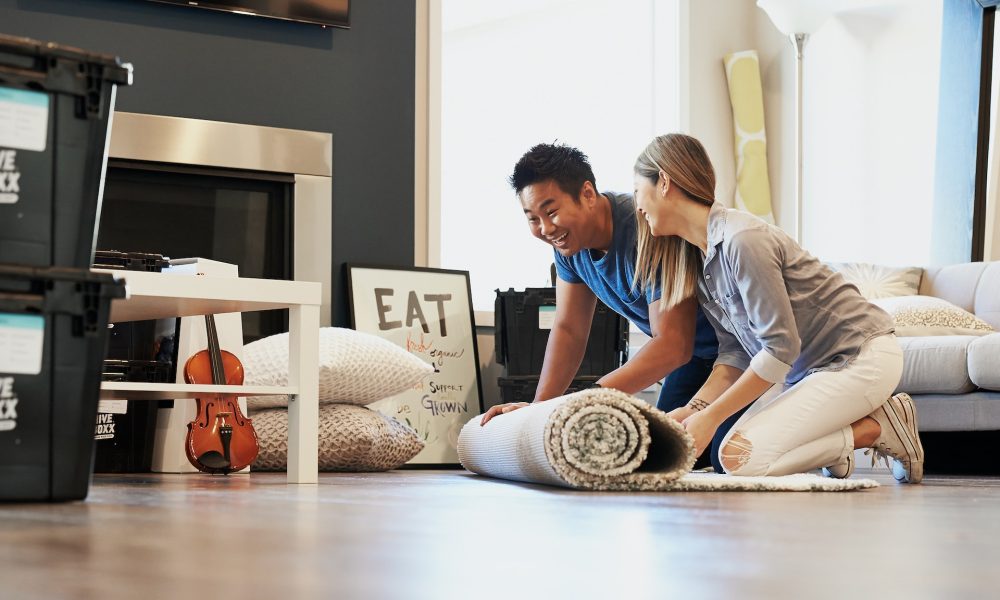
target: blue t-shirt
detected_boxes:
[553,191,718,360]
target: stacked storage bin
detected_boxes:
[92,251,174,474]
[0,35,132,501]
[494,287,629,403]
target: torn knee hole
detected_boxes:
[721,432,753,472]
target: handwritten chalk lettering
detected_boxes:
[420,395,468,417]
[374,289,453,336]
[428,381,464,395]
[428,347,465,364]
[406,331,435,353]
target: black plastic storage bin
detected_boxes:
[0,265,125,501]
[497,376,601,404]
[495,287,629,377]
[92,251,173,473]
[0,34,132,269]
[94,360,170,473]
[95,251,170,363]
[93,250,169,273]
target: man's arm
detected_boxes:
[533,278,598,402]
[481,278,595,425]
[595,296,697,395]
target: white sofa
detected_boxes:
[891,261,1000,432]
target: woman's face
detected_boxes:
[633,173,666,236]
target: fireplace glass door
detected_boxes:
[97,160,293,343]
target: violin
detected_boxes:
[183,314,259,474]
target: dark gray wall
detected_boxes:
[0,0,415,326]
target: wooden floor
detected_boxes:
[1,470,998,600]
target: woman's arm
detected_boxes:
[682,367,772,456]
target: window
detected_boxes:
[438,0,680,312]
[800,1,943,266]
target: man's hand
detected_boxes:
[480,402,530,426]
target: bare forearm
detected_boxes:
[533,324,589,402]
[699,367,772,425]
[598,336,689,395]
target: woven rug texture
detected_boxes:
[458,389,878,492]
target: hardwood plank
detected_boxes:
[0,471,997,599]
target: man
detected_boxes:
[481,143,741,472]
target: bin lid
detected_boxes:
[0,33,133,87]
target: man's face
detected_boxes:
[520,180,593,257]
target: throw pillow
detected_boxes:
[828,262,923,299]
[242,327,434,409]
[251,404,425,471]
[871,295,996,337]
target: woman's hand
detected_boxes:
[681,410,721,457]
[665,405,696,423]
[480,402,530,426]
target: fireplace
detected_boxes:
[100,112,332,339]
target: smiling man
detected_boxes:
[480,143,742,472]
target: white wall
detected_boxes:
[796,2,942,266]
[678,0,795,231]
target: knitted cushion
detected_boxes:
[252,404,424,471]
[872,296,995,337]
[243,327,434,409]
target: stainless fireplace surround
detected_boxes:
[107,112,333,325]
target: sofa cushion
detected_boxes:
[919,262,988,313]
[827,262,922,299]
[974,262,1000,329]
[872,295,995,337]
[968,333,1000,391]
[895,336,976,395]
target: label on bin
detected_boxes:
[0,376,18,432]
[0,87,49,154]
[98,400,128,415]
[94,412,117,440]
[0,314,44,375]
[538,306,556,330]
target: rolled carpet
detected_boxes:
[459,388,695,491]
[459,388,879,492]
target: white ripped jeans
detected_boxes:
[718,334,904,476]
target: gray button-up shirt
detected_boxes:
[698,203,894,385]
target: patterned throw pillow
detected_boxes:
[871,295,996,337]
[242,327,434,409]
[828,262,923,299]
[251,404,424,472]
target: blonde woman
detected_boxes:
[632,133,924,483]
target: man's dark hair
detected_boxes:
[509,143,598,202]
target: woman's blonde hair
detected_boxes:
[633,134,716,311]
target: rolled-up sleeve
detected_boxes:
[698,291,751,372]
[726,227,801,384]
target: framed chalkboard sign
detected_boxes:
[346,264,483,466]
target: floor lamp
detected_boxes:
[757,0,840,246]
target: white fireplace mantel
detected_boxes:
[107,111,333,326]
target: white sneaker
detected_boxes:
[822,451,855,479]
[865,393,924,484]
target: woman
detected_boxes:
[631,133,923,483]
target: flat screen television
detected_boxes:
[146,0,350,28]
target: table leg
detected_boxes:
[287,303,320,483]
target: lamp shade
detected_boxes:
[757,0,840,35]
